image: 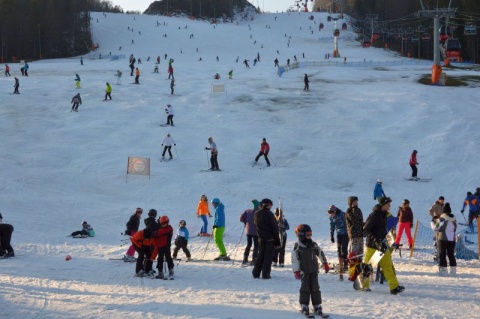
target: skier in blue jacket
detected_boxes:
[328,205,348,280]
[373,179,386,201]
[212,198,229,260]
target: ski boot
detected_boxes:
[167,269,174,280]
[300,304,310,317]
[155,271,164,279]
[390,285,405,295]
[314,305,329,317]
[135,270,145,277]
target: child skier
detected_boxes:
[172,220,191,261]
[155,215,174,279]
[292,224,329,318]
[196,194,212,236]
[71,221,95,238]
[104,82,112,100]
[131,227,155,277]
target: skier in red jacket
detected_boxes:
[409,150,418,180]
[254,138,270,166]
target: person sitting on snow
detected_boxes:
[71,221,95,238]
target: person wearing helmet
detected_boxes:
[172,220,191,261]
[161,133,176,160]
[240,199,260,265]
[154,216,174,279]
[71,221,94,238]
[409,150,418,180]
[212,198,229,260]
[363,196,405,295]
[291,224,329,317]
[196,194,212,236]
[165,104,174,126]
[373,179,385,202]
[328,205,348,281]
[144,209,159,234]
[205,137,219,171]
[252,198,280,279]
[123,208,143,262]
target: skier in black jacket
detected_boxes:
[123,208,143,261]
[252,198,280,279]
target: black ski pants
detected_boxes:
[210,154,219,170]
[0,224,14,254]
[438,240,456,267]
[243,234,258,261]
[172,238,191,259]
[162,146,172,157]
[156,246,174,271]
[299,272,322,306]
[410,164,417,178]
[72,102,80,111]
[252,238,274,278]
[134,244,154,273]
[273,234,287,264]
[254,152,270,166]
[167,115,174,126]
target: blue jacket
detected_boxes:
[330,209,348,236]
[462,194,480,213]
[373,182,385,199]
[214,203,226,228]
[175,226,189,241]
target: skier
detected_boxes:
[214,73,220,80]
[345,196,364,256]
[129,56,136,75]
[80,56,83,65]
[460,191,480,233]
[170,79,175,94]
[156,56,160,64]
[168,64,174,79]
[134,68,140,84]
[292,224,329,317]
[115,69,122,84]
[71,221,95,238]
[212,198,229,260]
[272,207,289,267]
[363,196,405,295]
[75,73,81,89]
[328,205,348,280]
[252,198,280,279]
[287,58,290,67]
[154,65,159,73]
[205,137,219,170]
[409,150,418,180]
[394,199,414,249]
[303,74,310,91]
[13,77,19,94]
[165,104,174,126]
[196,194,212,236]
[228,70,233,79]
[172,220,191,261]
[131,227,155,277]
[104,82,112,100]
[23,62,29,76]
[240,199,260,265]
[430,203,457,276]
[154,215,174,279]
[373,179,385,201]
[254,138,270,166]
[243,59,250,68]
[161,133,176,160]
[0,213,15,258]
[274,58,279,67]
[71,93,82,112]
[5,64,10,76]
[429,196,445,262]
[123,208,143,262]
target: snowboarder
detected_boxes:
[328,205,348,280]
[170,79,175,94]
[254,138,270,166]
[304,74,310,91]
[104,82,112,100]
[165,104,174,126]
[5,64,10,76]
[161,133,176,160]
[0,213,15,258]
[243,59,250,68]
[196,194,212,236]
[373,179,385,201]
[272,207,289,267]
[345,196,364,256]
[123,208,143,262]
[460,191,480,233]
[71,93,81,112]
[13,77,19,94]
[292,224,329,317]
[172,220,191,261]
[75,73,81,89]
[409,150,418,180]
[363,196,405,295]
[252,198,280,279]
[212,198,229,260]
[240,199,260,265]
[394,199,413,249]
[205,137,219,170]
[154,215,174,279]
[430,203,457,277]
[134,68,140,84]
[71,221,95,237]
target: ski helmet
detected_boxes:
[179,220,186,227]
[148,209,157,218]
[295,224,312,240]
[211,198,220,205]
[327,205,337,214]
[159,215,169,225]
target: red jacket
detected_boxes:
[260,141,270,154]
[153,225,173,248]
[409,152,417,165]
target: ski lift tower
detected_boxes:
[332,16,340,57]
[416,0,456,84]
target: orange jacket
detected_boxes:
[136,68,140,76]
[131,230,154,248]
[197,200,210,216]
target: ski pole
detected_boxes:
[205,149,210,168]
[174,145,179,159]
[201,235,213,260]
[269,154,276,167]
[461,211,467,223]
[231,226,245,264]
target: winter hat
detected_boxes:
[261,198,273,206]
[82,221,88,225]
[327,205,337,213]
[438,196,445,201]
[402,199,410,205]
[378,197,392,206]
[443,203,452,214]
[377,179,382,184]
[252,199,260,209]
[148,209,158,218]
[467,191,473,196]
